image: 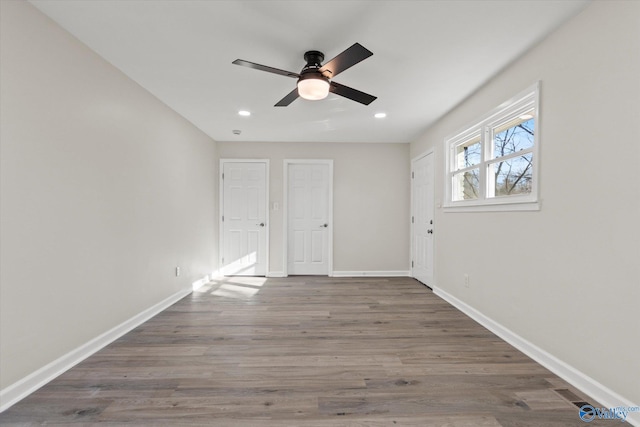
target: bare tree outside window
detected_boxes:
[490,117,534,197]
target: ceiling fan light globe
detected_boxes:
[297,77,330,100]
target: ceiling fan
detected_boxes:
[232,43,377,107]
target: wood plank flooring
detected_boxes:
[0,277,603,426]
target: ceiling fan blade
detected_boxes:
[232,59,300,78]
[275,88,299,107]
[329,82,376,105]
[319,43,373,78]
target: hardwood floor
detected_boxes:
[0,277,603,426]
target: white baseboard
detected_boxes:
[191,274,213,291]
[268,271,411,278]
[433,286,640,426]
[0,286,192,413]
[331,270,410,277]
[266,271,286,278]
[210,269,224,279]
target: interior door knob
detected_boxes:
[321,223,328,228]
[427,229,433,234]
[257,222,265,227]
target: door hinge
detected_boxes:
[222,257,224,264]
[222,172,224,180]
[411,261,414,268]
[411,216,414,223]
[411,171,414,179]
[222,215,224,222]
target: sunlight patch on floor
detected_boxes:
[194,276,268,299]
[212,283,260,298]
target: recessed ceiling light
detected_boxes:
[238,110,251,117]
[374,112,387,119]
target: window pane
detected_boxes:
[452,169,479,201]
[492,115,534,159]
[454,138,481,169]
[489,153,533,197]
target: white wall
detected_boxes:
[0,0,218,391]
[217,142,410,275]
[411,0,639,406]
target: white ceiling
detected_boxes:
[30,0,590,144]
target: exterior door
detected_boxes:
[221,161,268,276]
[412,152,434,286]
[287,162,331,275]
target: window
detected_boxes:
[445,83,540,211]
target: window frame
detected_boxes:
[444,82,541,212]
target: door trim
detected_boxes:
[283,159,333,277]
[411,149,435,287]
[219,159,270,276]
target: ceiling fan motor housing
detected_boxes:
[298,69,329,83]
[301,50,329,79]
[303,50,324,67]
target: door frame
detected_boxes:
[411,149,435,287]
[283,159,333,277]
[219,159,270,276]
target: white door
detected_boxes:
[287,162,331,275]
[412,152,434,286]
[221,161,268,276]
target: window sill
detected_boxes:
[443,200,540,213]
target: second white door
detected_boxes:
[287,162,331,275]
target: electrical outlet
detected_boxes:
[464,273,469,288]
[176,267,181,277]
